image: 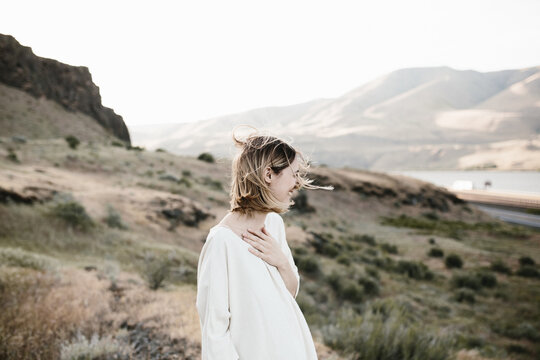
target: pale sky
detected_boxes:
[3,0,540,127]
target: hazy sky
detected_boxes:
[3,0,540,127]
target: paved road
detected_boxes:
[473,204,540,229]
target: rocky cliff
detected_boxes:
[0,34,130,144]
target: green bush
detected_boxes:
[341,281,364,302]
[451,273,482,291]
[50,201,94,231]
[64,135,80,150]
[380,243,398,254]
[490,259,512,274]
[365,266,380,279]
[351,234,376,246]
[428,247,444,257]
[395,260,434,280]
[104,205,128,230]
[197,152,215,163]
[6,147,19,163]
[518,256,536,266]
[445,254,463,269]
[296,255,320,274]
[336,254,351,266]
[111,140,124,147]
[142,253,171,290]
[358,277,380,296]
[516,265,540,278]
[454,288,475,304]
[477,272,497,288]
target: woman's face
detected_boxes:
[268,157,300,203]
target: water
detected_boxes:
[388,171,540,196]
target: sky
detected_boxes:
[2,0,540,127]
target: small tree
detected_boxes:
[65,135,80,150]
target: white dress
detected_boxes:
[196,212,319,360]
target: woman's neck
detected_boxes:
[221,210,269,233]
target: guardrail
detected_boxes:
[449,189,540,210]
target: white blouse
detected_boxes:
[196,212,319,360]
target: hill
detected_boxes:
[1,137,539,359]
[131,66,540,170]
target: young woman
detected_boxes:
[196,128,332,360]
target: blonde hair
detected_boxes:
[229,126,333,217]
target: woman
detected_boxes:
[196,127,333,360]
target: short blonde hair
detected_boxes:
[229,126,333,217]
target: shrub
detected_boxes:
[451,273,482,291]
[142,253,171,290]
[490,259,512,274]
[6,147,19,163]
[0,248,57,271]
[181,169,192,177]
[428,247,444,257]
[310,233,341,258]
[201,176,223,191]
[445,254,463,269]
[454,288,475,303]
[351,234,376,246]
[395,260,434,280]
[321,300,454,359]
[519,256,536,266]
[341,281,364,302]
[197,152,215,163]
[358,277,380,296]
[50,201,94,231]
[422,211,439,221]
[428,238,436,244]
[477,272,497,288]
[325,271,343,293]
[516,265,540,278]
[111,140,124,147]
[297,255,320,274]
[365,266,380,279]
[64,135,80,150]
[155,148,167,153]
[60,332,132,360]
[336,254,351,266]
[380,243,398,254]
[104,205,128,230]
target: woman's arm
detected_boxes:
[277,259,300,299]
[196,236,240,360]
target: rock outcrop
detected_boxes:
[0,34,130,144]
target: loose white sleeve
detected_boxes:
[196,236,240,360]
[277,216,300,299]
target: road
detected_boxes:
[473,204,540,229]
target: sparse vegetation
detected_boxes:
[321,300,454,359]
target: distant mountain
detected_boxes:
[0,34,130,144]
[132,66,540,170]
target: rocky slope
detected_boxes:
[0,34,130,144]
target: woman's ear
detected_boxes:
[264,166,272,185]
